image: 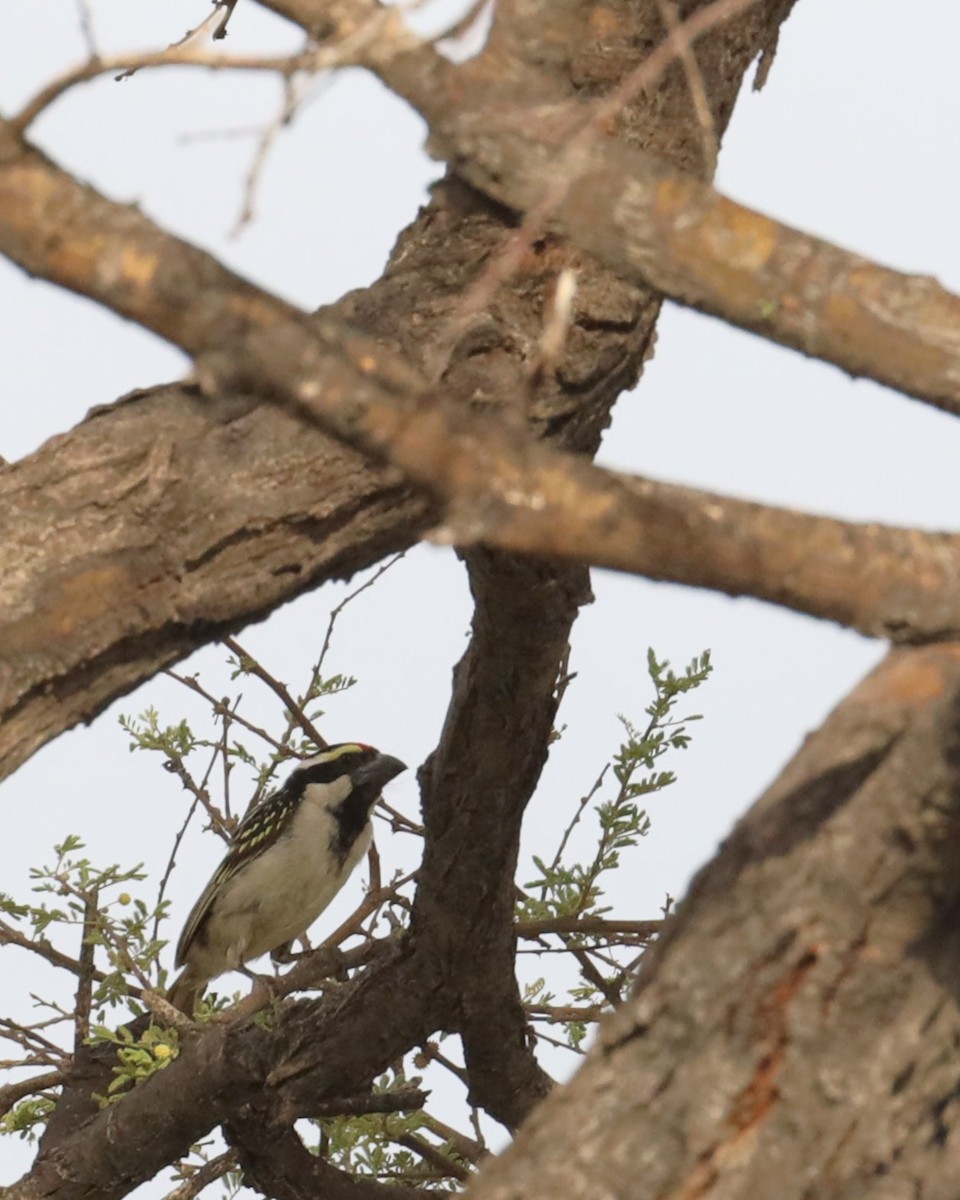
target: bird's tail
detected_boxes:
[167,968,206,1016]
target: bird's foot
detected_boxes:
[238,966,280,1007]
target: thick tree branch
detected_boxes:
[1,0,958,788]
[0,126,306,353]
[414,552,590,1129]
[14,947,443,1200]
[0,380,429,782]
[215,318,960,644]
[228,1117,437,1200]
[464,644,960,1200]
[6,220,960,791]
[8,4,958,417]
[358,4,960,419]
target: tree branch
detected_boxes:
[463,643,960,1200]
[414,551,591,1129]
[359,1,960,418]
[212,317,960,645]
[229,1119,437,1200]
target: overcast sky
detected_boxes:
[2,0,959,1185]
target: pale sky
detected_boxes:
[2,0,959,1186]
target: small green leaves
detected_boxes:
[119,707,197,758]
[0,1096,56,1140]
[518,646,712,1050]
[89,1022,180,1103]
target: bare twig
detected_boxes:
[570,946,622,1009]
[417,1041,469,1088]
[539,767,608,898]
[367,842,382,896]
[73,0,98,57]
[315,553,406,677]
[394,1131,472,1182]
[0,919,111,985]
[212,0,240,40]
[534,1028,586,1055]
[374,798,424,837]
[159,750,234,843]
[654,0,719,176]
[219,698,236,822]
[222,636,326,751]
[73,890,98,1050]
[150,688,244,944]
[12,47,311,133]
[420,1111,485,1164]
[165,669,287,757]
[163,1151,238,1200]
[516,916,662,939]
[13,0,422,133]
[153,753,215,946]
[0,1018,69,1066]
[232,73,311,234]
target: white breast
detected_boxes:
[206,776,372,969]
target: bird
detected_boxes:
[167,742,406,1014]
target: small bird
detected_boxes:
[168,742,406,1014]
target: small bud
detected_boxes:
[118,893,132,906]
[153,1043,173,1061]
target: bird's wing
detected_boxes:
[174,785,299,966]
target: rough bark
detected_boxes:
[466,643,960,1200]
[415,551,589,1127]
[0,380,428,780]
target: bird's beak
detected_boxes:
[352,752,407,794]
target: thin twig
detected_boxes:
[527,1003,606,1023]
[163,1151,238,1200]
[654,0,719,176]
[516,916,662,939]
[315,553,406,676]
[0,918,110,983]
[571,945,622,1009]
[534,1028,586,1055]
[161,752,234,843]
[394,1132,471,1182]
[73,889,98,1050]
[539,767,608,899]
[73,0,98,57]
[222,636,326,750]
[165,669,287,755]
[212,0,240,40]
[417,1041,469,1088]
[0,1018,69,1065]
[152,794,201,946]
[374,798,424,836]
[419,1112,485,1164]
[232,73,310,235]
